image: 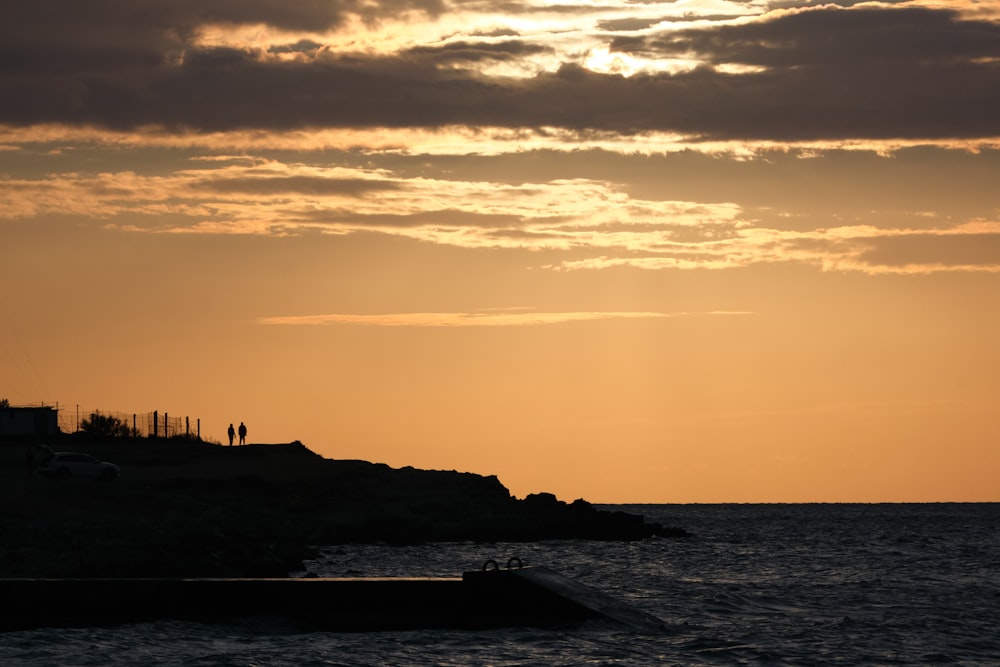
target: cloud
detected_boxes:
[5,152,1000,275]
[257,310,716,326]
[618,5,1000,68]
[549,221,1000,275]
[196,175,404,196]
[850,223,1000,273]
[1,3,998,141]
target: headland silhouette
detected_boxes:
[0,436,688,578]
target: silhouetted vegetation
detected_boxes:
[80,412,131,439]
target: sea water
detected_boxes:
[2,504,998,666]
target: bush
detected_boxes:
[80,412,131,439]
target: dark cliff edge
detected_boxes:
[1,439,688,578]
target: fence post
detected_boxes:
[197,418,201,439]
[153,411,158,438]
[165,413,169,439]
[185,416,190,437]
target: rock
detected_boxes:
[0,438,688,577]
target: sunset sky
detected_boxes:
[2,0,999,502]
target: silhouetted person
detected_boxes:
[227,423,235,446]
[238,422,247,445]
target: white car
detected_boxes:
[37,452,120,481]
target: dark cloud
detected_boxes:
[295,209,526,228]
[762,0,911,10]
[614,6,1000,67]
[0,0,443,71]
[449,0,604,16]
[597,17,672,32]
[268,40,325,56]
[403,40,552,65]
[1,3,998,140]
[198,176,404,196]
[604,5,1000,140]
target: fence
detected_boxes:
[58,408,201,440]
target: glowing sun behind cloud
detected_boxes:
[584,45,641,76]
[584,44,697,76]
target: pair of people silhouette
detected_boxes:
[227,422,247,446]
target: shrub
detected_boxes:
[80,412,131,439]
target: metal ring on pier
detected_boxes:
[506,556,522,570]
[482,559,500,572]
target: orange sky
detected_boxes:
[2,0,999,502]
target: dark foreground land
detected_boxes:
[1,438,687,578]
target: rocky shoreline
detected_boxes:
[1,438,688,578]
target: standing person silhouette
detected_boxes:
[238,422,247,445]
[227,423,235,446]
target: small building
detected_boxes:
[0,406,60,438]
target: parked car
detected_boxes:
[36,452,119,481]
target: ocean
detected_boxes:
[2,503,997,666]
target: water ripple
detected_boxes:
[2,504,998,666]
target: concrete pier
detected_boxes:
[0,567,665,633]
